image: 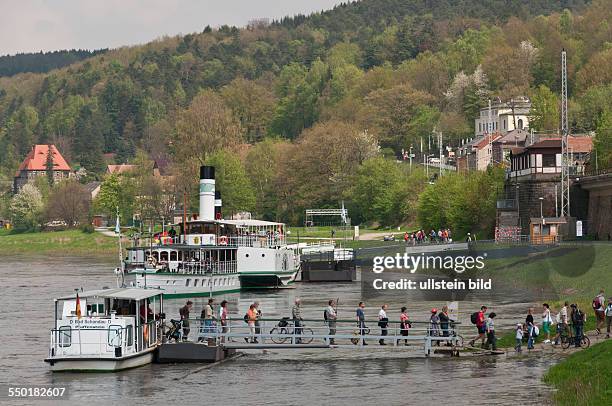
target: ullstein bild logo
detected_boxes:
[372,253,486,274]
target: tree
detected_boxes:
[94,173,135,223]
[529,85,559,132]
[245,138,288,220]
[9,183,43,231]
[206,150,256,215]
[279,121,378,223]
[350,157,416,226]
[172,90,243,196]
[45,146,55,186]
[221,78,277,142]
[593,111,612,170]
[45,180,90,227]
[360,84,436,150]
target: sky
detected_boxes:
[0,0,346,56]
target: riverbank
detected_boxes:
[0,229,119,256]
[544,339,612,405]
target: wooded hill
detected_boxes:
[1,0,610,229]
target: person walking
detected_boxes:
[542,303,553,343]
[605,298,612,339]
[526,308,535,350]
[399,307,410,345]
[553,301,570,345]
[439,305,450,339]
[254,301,262,336]
[219,300,229,343]
[515,323,524,353]
[246,304,258,343]
[325,299,337,345]
[469,306,487,347]
[570,303,585,347]
[356,302,367,345]
[429,308,440,346]
[378,304,389,345]
[485,312,497,351]
[292,298,303,344]
[199,298,215,344]
[593,289,606,334]
[179,300,193,341]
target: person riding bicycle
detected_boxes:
[292,298,304,344]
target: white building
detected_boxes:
[475,97,531,137]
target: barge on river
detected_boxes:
[120,166,300,297]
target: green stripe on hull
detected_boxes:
[162,288,242,299]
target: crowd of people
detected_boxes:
[175,289,612,349]
[468,289,612,353]
[402,228,471,244]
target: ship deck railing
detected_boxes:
[126,260,239,275]
[171,317,464,356]
[48,320,160,358]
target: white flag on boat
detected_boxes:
[115,215,120,234]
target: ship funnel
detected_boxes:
[199,166,215,221]
[214,191,222,219]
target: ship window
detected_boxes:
[160,251,169,262]
[152,252,159,262]
[170,251,178,261]
[194,279,199,287]
[202,280,206,286]
[58,326,71,347]
[126,326,133,346]
[246,254,249,258]
[262,254,265,258]
[185,279,191,287]
[108,325,122,347]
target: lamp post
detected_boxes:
[539,197,544,219]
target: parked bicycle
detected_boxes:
[269,317,314,344]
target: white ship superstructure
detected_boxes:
[121,166,300,297]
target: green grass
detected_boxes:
[543,339,612,405]
[0,229,119,256]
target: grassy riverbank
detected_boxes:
[543,339,612,405]
[0,229,118,256]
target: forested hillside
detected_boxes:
[1,0,611,231]
[0,49,107,77]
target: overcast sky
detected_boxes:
[0,0,346,56]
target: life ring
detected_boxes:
[146,256,157,267]
[218,236,228,245]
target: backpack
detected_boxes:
[470,312,479,324]
[592,298,600,310]
[532,325,539,337]
[243,313,249,323]
[323,309,328,321]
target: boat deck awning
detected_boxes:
[56,288,163,301]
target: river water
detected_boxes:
[0,256,560,405]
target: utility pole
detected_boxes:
[438,129,443,177]
[560,49,570,218]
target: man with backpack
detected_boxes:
[325,299,337,345]
[593,289,606,334]
[179,300,193,341]
[570,304,586,347]
[468,305,487,347]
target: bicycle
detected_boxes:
[560,329,590,349]
[269,318,314,344]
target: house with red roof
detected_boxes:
[13,144,72,193]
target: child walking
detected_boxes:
[515,323,523,353]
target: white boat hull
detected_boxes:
[46,347,156,372]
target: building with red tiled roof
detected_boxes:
[107,164,138,175]
[13,144,72,193]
